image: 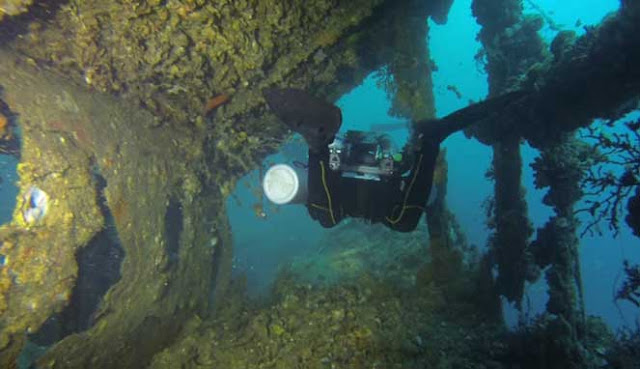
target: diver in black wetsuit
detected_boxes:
[263,88,524,232]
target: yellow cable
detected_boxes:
[320,161,336,225]
[310,203,330,211]
[386,154,424,225]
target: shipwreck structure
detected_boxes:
[0,0,638,368]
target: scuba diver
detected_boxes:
[262,88,523,232]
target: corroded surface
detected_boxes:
[16,0,384,126]
[11,0,447,180]
[0,0,454,367]
[0,0,32,20]
[0,0,637,367]
[522,2,640,146]
[0,51,217,368]
[150,222,503,369]
[468,1,640,367]
[469,1,640,148]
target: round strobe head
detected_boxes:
[263,164,305,205]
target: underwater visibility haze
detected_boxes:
[0,0,640,368]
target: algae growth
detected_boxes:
[0,0,32,20]
[0,0,639,368]
[0,0,452,367]
[151,220,502,369]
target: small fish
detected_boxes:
[203,94,230,115]
[0,112,8,138]
[446,85,463,99]
[252,202,267,219]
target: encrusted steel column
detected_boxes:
[529,135,592,367]
[490,134,532,304]
[471,0,540,305]
[469,1,640,367]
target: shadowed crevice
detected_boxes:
[29,172,124,346]
[164,196,183,269]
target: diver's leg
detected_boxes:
[415,89,528,143]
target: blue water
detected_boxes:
[229,0,639,331]
[430,0,640,331]
[0,155,18,224]
[0,0,635,333]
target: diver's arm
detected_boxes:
[416,90,528,143]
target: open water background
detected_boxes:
[227,0,640,331]
[0,0,636,333]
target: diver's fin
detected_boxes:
[416,90,529,142]
[263,88,342,151]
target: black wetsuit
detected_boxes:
[305,137,438,232]
[264,88,525,232]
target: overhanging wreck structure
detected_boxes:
[0,0,638,368]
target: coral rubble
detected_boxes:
[150,219,503,369]
[0,0,639,368]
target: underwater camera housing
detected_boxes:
[328,130,401,181]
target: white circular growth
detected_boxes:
[23,186,49,224]
[262,164,300,205]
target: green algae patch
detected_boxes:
[0,0,33,20]
[15,0,385,127]
[0,50,218,369]
[0,0,462,367]
[150,263,504,369]
[9,0,410,199]
[149,215,503,369]
[288,222,429,287]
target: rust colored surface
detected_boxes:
[203,94,230,116]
